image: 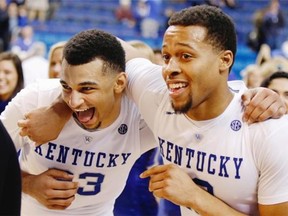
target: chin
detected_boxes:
[83,121,101,130]
[172,101,192,114]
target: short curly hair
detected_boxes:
[64,29,126,73]
[168,5,237,68]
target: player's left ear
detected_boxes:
[114,72,127,93]
[219,50,233,73]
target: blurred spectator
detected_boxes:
[25,0,49,22]
[47,0,61,20]
[256,44,272,65]
[0,0,10,52]
[272,40,288,59]
[133,0,160,38]
[21,41,48,86]
[0,51,24,114]
[240,64,263,89]
[48,41,65,78]
[11,25,37,59]
[251,0,285,52]
[242,43,288,89]
[9,0,25,6]
[17,4,28,27]
[153,48,163,65]
[205,0,238,9]
[128,40,156,63]
[7,2,19,44]
[163,7,175,33]
[259,55,288,79]
[7,2,28,45]
[115,0,136,28]
[261,71,288,112]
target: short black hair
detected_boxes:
[168,5,237,68]
[64,29,126,73]
[261,71,288,87]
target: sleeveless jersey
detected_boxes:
[1,79,156,216]
[126,58,288,215]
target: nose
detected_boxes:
[68,91,84,108]
[163,58,181,79]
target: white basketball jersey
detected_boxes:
[126,58,288,215]
[1,79,156,216]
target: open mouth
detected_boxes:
[168,82,188,93]
[74,107,95,124]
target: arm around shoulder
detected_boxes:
[18,95,72,145]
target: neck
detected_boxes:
[186,87,234,121]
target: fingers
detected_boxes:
[243,93,272,123]
[46,194,76,210]
[18,118,47,145]
[242,87,285,123]
[40,169,78,209]
[45,185,78,199]
[17,118,28,128]
[47,168,74,180]
[140,165,167,178]
[256,102,286,122]
[46,169,78,190]
[18,119,29,137]
[241,88,255,107]
[140,165,175,193]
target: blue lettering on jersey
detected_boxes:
[34,142,132,168]
[35,146,42,155]
[219,156,230,177]
[196,151,206,172]
[158,137,243,179]
[84,151,95,166]
[56,145,69,163]
[72,149,82,165]
[207,154,217,174]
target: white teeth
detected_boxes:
[168,83,187,89]
[75,108,89,112]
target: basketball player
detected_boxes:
[0,30,157,215]
[134,5,288,215]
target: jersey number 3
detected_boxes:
[77,172,105,196]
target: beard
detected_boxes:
[171,95,192,114]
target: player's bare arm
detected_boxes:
[22,169,78,210]
[141,164,288,216]
[17,94,72,145]
[140,164,247,216]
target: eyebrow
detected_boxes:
[60,80,98,86]
[162,42,194,49]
